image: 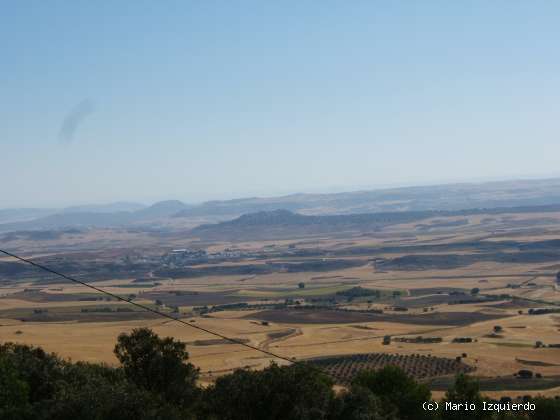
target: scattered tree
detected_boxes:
[114,328,199,405]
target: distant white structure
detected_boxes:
[163,249,208,266]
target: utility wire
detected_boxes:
[0,248,300,365]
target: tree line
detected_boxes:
[1,328,559,420]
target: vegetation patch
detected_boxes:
[309,353,474,385]
[393,336,442,344]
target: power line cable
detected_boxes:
[0,248,300,365]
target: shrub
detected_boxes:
[518,369,533,379]
[452,337,473,343]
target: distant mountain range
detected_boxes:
[178,178,560,217]
[0,202,146,225]
[61,202,146,214]
[4,178,560,232]
[0,200,190,232]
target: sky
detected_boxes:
[2,1,560,208]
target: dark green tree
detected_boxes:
[203,362,334,420]
[114,328,199,405]
[0,342,64,405]
[530,397,560,420]
[0,355,32,420]
[48,363,149,420]
[352,365,432,420]
[441,373,492,420]
[329,384,395,420]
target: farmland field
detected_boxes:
[311,353,475,385]
[1,205,560,397]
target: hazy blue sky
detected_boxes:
[2,1,560,207]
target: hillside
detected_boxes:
[190,204,560,241]
[176,177,560,218]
